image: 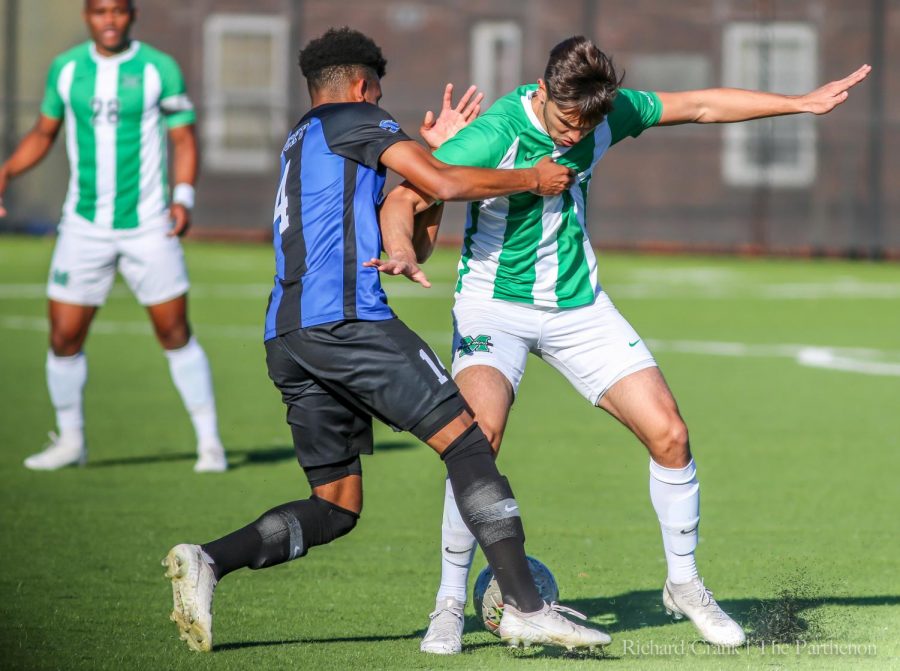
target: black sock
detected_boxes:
[201,496,358,581]
[441,423,543,612]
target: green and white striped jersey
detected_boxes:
[41,41,195,230]
[434,84,661,308]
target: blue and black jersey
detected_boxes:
[264,103,411,341]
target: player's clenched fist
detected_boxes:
[531,157,575,196]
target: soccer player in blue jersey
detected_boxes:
[163,27,610,654]
[0,0,227,473]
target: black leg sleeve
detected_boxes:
[441,423,543,612]
[201,496,358,581]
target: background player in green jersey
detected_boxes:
[0,0,227,472]
[374,36,870,653]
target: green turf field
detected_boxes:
[1,236,898,670]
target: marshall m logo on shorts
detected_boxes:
[457,334,494,357]
[51,269,69,287]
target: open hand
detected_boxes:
[420,83,484,150]
[532,157,576,196]
[363,255,431,288]
[801,64,871,115]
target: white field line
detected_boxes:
[0,282,455,300]
[645,339,900,377]
[2,314,898,377]
[3,279,900,300]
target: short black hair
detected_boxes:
[84,0,135,10]
[544,36,623,126]
[299,27,387,92]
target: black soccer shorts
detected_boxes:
[265,318,466,485]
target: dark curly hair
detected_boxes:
[84,0,135,9]
[544,36,623,126]
[299,27,387,92]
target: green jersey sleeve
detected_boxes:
[607,88,662,146]
[155,53,196,128]
[39,57,65,120]
[433,111,518,168]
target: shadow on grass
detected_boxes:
[210,590,898,654]
[88,440,417,469]
[554,590,900,642]
[214,631,420,651]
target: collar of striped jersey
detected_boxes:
[89,39,140,65]
[521,88,549,137]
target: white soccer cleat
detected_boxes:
[163,543,217,652]
[498,601,612,651]
[194,441,227,473]
[663,577,746,647]
[420,596,465,654]
[24,432,86,470]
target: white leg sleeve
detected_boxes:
[164,337,221,447]
[437,477,478,603]
[650,458,700,585]
[46,350,87,440]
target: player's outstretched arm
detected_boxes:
[656,64,871,125]
[364,181,437,287]
[380,140,573,202]
[167,124,198,237]
[420,83,484,150]
[0,114,62,217]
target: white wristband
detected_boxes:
[172,183,195,210]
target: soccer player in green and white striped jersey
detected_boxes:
[374,36,870,652]
[0,0,227,472]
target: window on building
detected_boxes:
[471,21,522,106]
[628,53,712,92]
[722,22,818,187]
[203,14,289,172]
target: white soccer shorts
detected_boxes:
[450,292,657,405]
[47,219,190,307]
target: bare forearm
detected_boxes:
[437,164,538,201]
[169,126,198,186]
[380,193,419,261]
[658,66,871,125]
[694,88,804,123]
[412,201,444,263]
[1,129,57,178]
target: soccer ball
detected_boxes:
[473,556,559,635]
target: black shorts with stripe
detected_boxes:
[265,318,466,482]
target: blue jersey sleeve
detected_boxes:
[321,104,412,169]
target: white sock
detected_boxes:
[436,477,477,603]
[46,351,87,444]
[649,458,700,585]
[164,337,221,447]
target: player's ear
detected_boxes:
[349,78,363,103]
[536,79,548,103]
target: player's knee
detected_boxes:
[650,417,691,467]
[311,496,359,542]
[248,497,359,569]
[49,324,86,355]
[476,421,503,454]
[156,322,191,350]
